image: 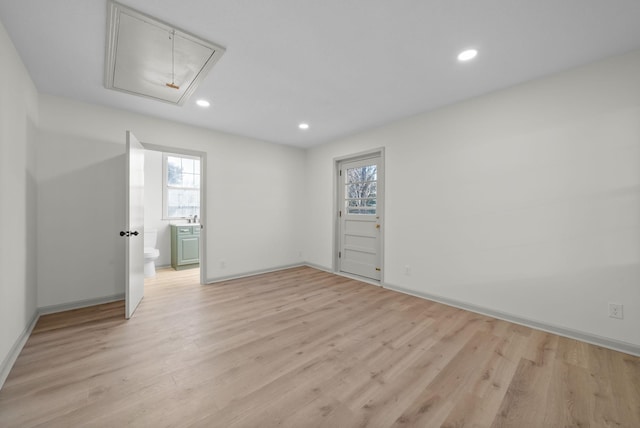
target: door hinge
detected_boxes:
[375,267,381,271]
[339,169,342,176]
[339,210,342,217]
[339,251,341,258]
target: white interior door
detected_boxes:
[338,156,383,281]
[125,131,145,318]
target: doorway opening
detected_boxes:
[142,143,207,287]
[335,149,384,283]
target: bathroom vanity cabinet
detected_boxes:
[171,224,200,270]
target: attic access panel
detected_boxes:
[105,1,225,105]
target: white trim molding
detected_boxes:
[304,262,638,356]
[4,264,637,394]
[38,294,125,315]
[206,263,305,284]
[383,281,640,357]
[1,294,125,390]
[0,311,39,390]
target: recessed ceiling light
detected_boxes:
[457,49,478,62]
[299,123,309,130]
[196,99,210,107]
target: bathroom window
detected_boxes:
[163,153,200,219]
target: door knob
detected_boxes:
[375,224,380,229]
[131,231,139,236]
[119,231,128,237]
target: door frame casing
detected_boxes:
[333,148,385,283]
[141,142,207,285]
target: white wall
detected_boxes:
[36,115,126,307]
[143,150,171,267]
[3,11,638,375]
[305,50,640,348]
[0,20,38,374]
[37,94,306,307]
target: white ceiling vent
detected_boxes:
[105,1,225,105]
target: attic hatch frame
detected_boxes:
[104,0,226,106]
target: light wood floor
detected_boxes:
[1,267,638,427]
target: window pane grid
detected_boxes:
[167,180,200,190]
[347,209,376,214]
[346,169,377,183]
[344,163,377,216]
[165,153,201,219]
[346,179,376,184]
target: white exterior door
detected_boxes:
[338,156,383,281]
[125,131,145,318]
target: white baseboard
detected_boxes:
[38,293,125,315]
[1,294,125,391]
[383,282,640,357]
[302,262,333,273]
[0,310,39,390]
[302,263,640,356]
[4,265,636,394]
[206,263,305,284]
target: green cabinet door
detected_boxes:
[171,225,200,270]
[179,236,199,264]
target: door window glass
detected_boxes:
[345,164,377,215]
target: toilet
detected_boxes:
[144,228,160,278]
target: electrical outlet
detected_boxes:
[608,303,623,319]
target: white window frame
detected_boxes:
[163,152,201,220]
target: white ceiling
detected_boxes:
[1,1,640,148]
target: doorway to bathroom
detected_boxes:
[141,144,206,288]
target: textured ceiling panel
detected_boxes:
[105,1,224,105]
